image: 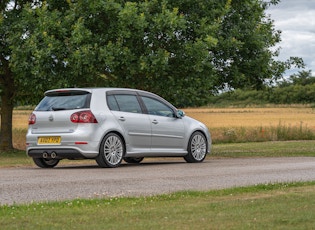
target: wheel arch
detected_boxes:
[98,130,127,155]
[187,129,210,153]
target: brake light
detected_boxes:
[70,110,98,123]
[28,113,36,125]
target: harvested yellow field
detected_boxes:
[12,110,31,130]
[12,107,315,130]
[183,107,315,130]
[8,107,315,149]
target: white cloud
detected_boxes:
[267,0,315,75]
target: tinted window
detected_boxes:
[141,97,174,117]
[35,93,90,111]
[107,95,142,113]
[107,95,120,111]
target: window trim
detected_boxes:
[140,95,176,117]
[106,91,144,114]
[106,90,178,116]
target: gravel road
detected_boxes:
[1,157,315,205]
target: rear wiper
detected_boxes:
[51,107,67,111]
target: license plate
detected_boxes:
[38,136,61,145]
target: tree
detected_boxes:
[1,0,223,150]
[289,70,314,86]
[0,0,31,151]
[59,0,223,106]
[0,0,304,151]
[10,0,224,107]
[1,1,94,150]
[212,0,304,91]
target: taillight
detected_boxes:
[28,113,36,125]
[70,110,98,123]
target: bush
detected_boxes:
[209,83,315,106]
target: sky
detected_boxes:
[266,0,315,77]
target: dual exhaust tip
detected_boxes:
[43,152,57,159]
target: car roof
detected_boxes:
[45,87,147,95]
[44,87,176,109]
[44,87,164,100]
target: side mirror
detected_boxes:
[176,110,185,118]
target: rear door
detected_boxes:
[107,93,151,152]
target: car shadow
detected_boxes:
[28,157,212,170]
[50,158,191,169]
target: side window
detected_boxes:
[107,95,119,111]
[107,94,142,113]
[141,97,174,117]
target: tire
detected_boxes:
[184,131,207,163]
[32,158,60,168]
[124,157,144,164]
[96,133,125,168]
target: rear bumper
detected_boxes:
[27,148,95,159]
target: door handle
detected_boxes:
[152,119,158,124]
[118,117,126,121]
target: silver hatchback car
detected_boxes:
[26,88,211,168]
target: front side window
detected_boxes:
[107,94,142,113]
[141,96,174,117]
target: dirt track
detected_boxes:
[1,157,315,205]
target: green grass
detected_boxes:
[212,140,315,158]
[1,182,315,229]
[0,150,33,167]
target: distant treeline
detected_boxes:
[209,70,315,106]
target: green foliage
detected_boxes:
[1,182,315,229]
[9,2,103,104]
[209,71,315,106]
[279,70,315,87]
[3,0,293,107]
[209,72,315,106]
[269,84,315,104]
[212,0,290,91]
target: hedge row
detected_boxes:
[209,84,315,106]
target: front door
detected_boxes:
[141,96,185,151]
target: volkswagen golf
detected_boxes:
[26,88,211,168]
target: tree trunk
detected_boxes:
[0,93,14,151]
[0,58,15,151]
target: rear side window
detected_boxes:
[107,95,142,113]
[35,92,91,111]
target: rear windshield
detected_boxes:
[35,91,91,111]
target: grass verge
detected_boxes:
[0,149,33,167]
[1,182,315,229]
[212,140,315,158]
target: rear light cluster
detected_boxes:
[28,113,36,125]
[70,110,98,123]
[28,111,98,125]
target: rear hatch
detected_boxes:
[30,89,92,134]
